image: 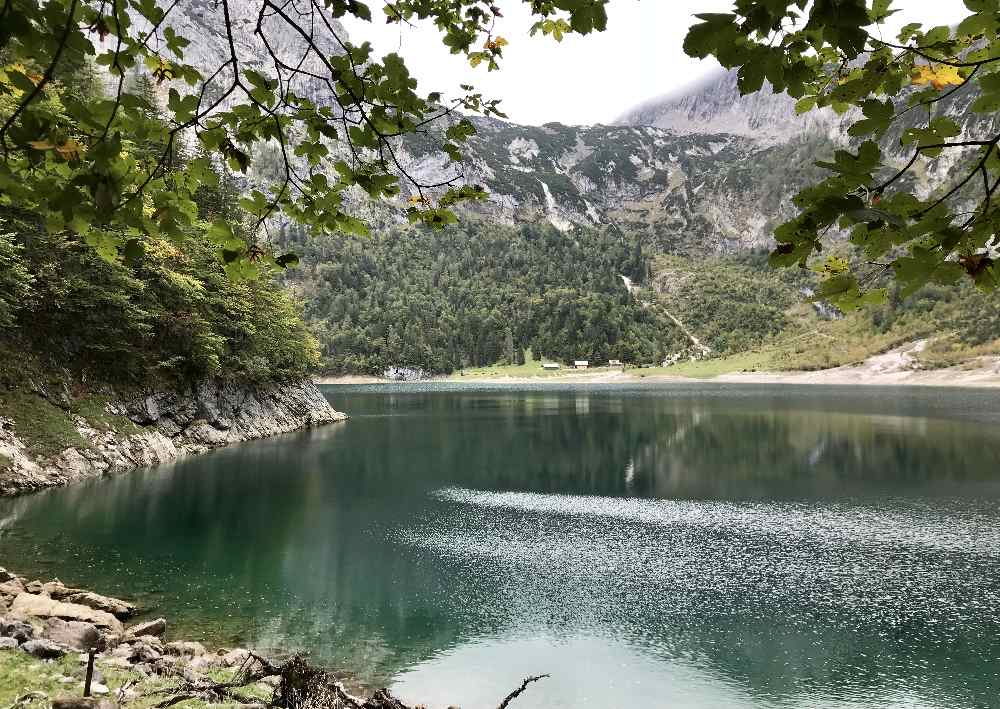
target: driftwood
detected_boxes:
[496,675,550,709]
[142,651,547,709]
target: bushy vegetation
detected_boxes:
[653,251,814,356]
[284,222,684,374]
[0,648,271,709]
[0,62,320,390]
[650,251,1000,377]
[0,206,320,387]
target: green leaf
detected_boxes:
[794,97,817,114]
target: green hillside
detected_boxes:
[281,221,689,374]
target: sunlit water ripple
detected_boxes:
[393,486,1000,694]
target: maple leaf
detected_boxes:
[910,64,964,90]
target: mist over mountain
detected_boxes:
[616,69,850,145]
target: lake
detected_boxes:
[2,382,1000,708]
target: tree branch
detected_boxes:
[496,674,550,709]
[0,0,81,156]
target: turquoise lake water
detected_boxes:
[2,382,1000,708]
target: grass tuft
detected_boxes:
[0,389,89,458]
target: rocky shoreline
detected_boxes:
[0,564,292,708]
[0,566,469,709]
[0,380,347,496]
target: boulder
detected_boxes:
[0,579,27,599]
[102,656,133,669]
[188,654,222,673]
[0,567,16,582]
[40,580,74,599]
[10,593,123,633]
[110,643,133,659]
[43,618,101,651]
[36,582,136,619]
[25,581,43,594]
[89,683,110,696]
[0,636,18,650]
[219,648,251,668]
[165,640,206,658]
[126,637,162,663]
[125,618,165,638]
[1,618,35,642]
[22,638,66,659]
[137,634,162,650]
[65,592,136,620]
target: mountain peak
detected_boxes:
[616,69,848,144]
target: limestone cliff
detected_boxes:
[0,380,346,496]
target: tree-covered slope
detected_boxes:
[0,207,320,387]
[648,252,1000,374]
[281,221,686,374]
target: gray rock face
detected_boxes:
[0,636,18,649]
[383,367,428,382]
[42,618,102,651]
[1,618,35,643]
[616,69,851,145]
[1,380,346,495]
[10,593,124,633]
[165,640,206,657]
[22,638,66,659]
[125,618,166,638]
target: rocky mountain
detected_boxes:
[121,0,345,104]
[145,2,994,259]
[127,1,835,256]
[397,115,833,255]
[616,69,851,145]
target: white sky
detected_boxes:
[343,1,971,127]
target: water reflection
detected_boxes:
[0,383,998,708]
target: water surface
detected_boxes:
[2,382,1000,708]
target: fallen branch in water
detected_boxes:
[497,674,550,709]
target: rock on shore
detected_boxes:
[0,379,347,496]
[0,565,262,702]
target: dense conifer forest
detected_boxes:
[281,222,684,374]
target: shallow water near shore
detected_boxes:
[3,382,1000,708]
